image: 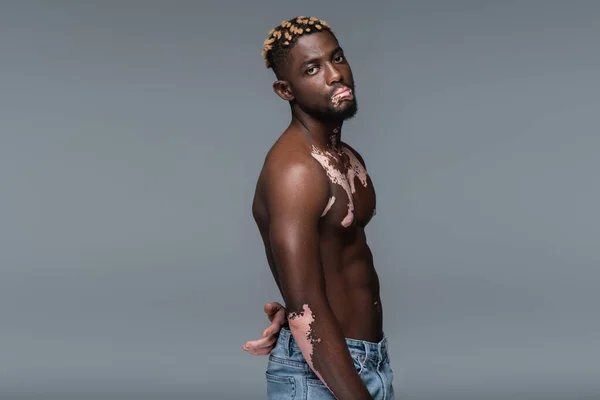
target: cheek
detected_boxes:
[293,81,327,103]
[342,66,354,84]
[296,92,324,109]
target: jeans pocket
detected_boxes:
[266,372,295,400]
[306,377,335,399]
[305,353,365,390]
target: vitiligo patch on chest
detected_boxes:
[310,145,369,227]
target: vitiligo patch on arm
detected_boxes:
[288,304,336,395]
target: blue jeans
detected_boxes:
[266,327,395,399]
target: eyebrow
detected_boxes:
[299,46,344,69]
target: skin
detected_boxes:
[287,304,327,385]
[322,196,336,217]
[247,31,381,400]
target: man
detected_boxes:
[244,16,395,400]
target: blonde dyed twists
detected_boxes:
[261,16,332,71]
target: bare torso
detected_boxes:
[252,128,382,342]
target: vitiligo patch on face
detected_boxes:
[331,89,353,107]
[310,145,369,227]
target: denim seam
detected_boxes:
[306,377,326,387]
[268,355,309,371]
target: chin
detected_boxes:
[301,99,358,121]
[334,101,358,121]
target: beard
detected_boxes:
[298,92,358,122]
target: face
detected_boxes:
[276,31,358,121]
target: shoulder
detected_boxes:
[261,138,330,213]
[341,141,367,169]
[264,138,325,181]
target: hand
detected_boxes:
[242,301,286,356]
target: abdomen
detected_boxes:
[320,231,383,342]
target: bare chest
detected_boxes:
[310,145,376,229]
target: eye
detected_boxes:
[334,55,345,63]
[306,66,319,75]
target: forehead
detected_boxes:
[288,31,340,66]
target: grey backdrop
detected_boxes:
[0,1,598,399]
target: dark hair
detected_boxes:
[262,16,334,77]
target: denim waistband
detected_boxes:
[277,327,389,363]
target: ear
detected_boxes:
[273,80,295,102]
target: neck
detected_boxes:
[291,109,343,151]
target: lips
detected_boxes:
[332,87,352,99]
[331,87,353,104]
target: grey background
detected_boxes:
[0,1,598,399]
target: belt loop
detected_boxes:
[284,328,292,358]
[363,340,369,360]
[378,338,386,367]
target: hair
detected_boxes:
[261,16,334,77]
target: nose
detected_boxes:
[325,63,343,86]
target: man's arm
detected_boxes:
[265,155,372,400]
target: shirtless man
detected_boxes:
[244,16,395,400]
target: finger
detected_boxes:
[272,306,286,324]
[264,302,273,314]
[243,335,278,351]
[262,318,284,337]
[244,335,277,350]
[245,342,276,356]
[264,303,274,322]
[262,322,276,337]
[248,346,273,356]
[244,346,271,356]
[265,302,283,321]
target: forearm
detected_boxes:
[287,300,372,400]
